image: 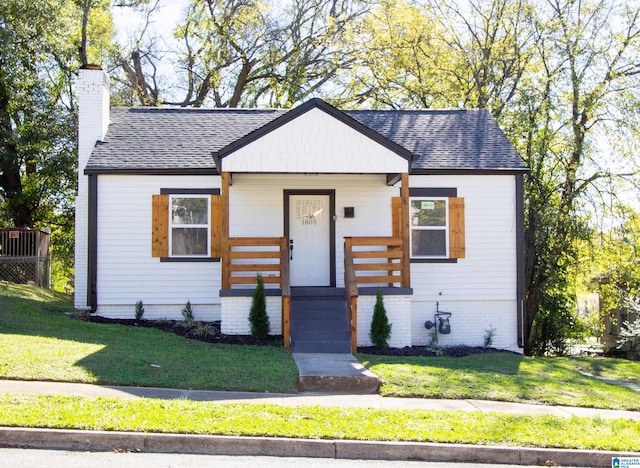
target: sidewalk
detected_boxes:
[1,378,639,467]
[1,378,639,420]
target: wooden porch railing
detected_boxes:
[223,236,291,349]
[344,246,359,354]
[344,236,408,353]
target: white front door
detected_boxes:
[288,194,332,286]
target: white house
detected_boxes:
[75,68,527,353]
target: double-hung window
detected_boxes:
[169,195,210,257]
[410,197,449,258]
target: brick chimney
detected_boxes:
[75,67,110,310]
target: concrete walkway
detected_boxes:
[292,353,380,393]
[1,378,639,420]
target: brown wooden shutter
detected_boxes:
[391,196,402,237]
[151,194,169,257]
[210,195,222,258]
[449,197,465,259]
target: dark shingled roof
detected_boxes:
[345,109,525,172]
[86,103,526,174]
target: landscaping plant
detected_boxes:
[370,289,392,348]
[134,300,145,321]
[249,273,270,339]
[181,300,195,326]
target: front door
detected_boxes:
[285,191,335,287]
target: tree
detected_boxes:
[0,0,113,289]
[519,0,640,353]
[346,0,640,354]
[110,0,370,107]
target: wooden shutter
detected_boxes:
[210,195,222,258]
[391,196,402,237]
[449,197,465,259]
[152,194,169,257]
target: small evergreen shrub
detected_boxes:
[181,300,195,326]
[484,325,496,349]
[134,300,144,321]
[369,289,392,348]
[249,274,270,339]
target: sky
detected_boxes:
[112,1,187,48]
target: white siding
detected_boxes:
[95,175,221,319]
[409,174,521,352]
[221,108,408,174]
[229,173,398,287]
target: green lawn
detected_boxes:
[358,352,640,410]
[3,283,640,410]
[0,283,299,393]
[2,283,640,451]
[0,394,638,451]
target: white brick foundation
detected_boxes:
[357,293,412,348]
[221,295,283,335]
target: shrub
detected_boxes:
[483,325,496,349]
[369,289,392,348]
[249,274,270,339]
[134,300,145,321]
[182,300,195,326]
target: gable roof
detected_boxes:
[85,100,526,175]
[214,98,413,167]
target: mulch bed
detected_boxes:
[82,315,501,357]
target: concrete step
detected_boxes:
[292,353,380,394]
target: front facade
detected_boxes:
[75,69,527,352]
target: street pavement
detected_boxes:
[2,449,587,468]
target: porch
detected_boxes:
[218,172,413,353]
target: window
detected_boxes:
[410,198,448,258]
[169,195,210,257]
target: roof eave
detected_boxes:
[84,167,219,176]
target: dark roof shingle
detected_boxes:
[86,104,526,173]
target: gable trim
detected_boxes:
[214,99,413,167]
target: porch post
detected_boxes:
[401,173,410,288]
[221,172,231,289]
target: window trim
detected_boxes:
[168,194,211,258]
[410,196,449,259]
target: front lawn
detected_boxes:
[0,283,298,393]
[358,352,640,410]
[0,394,638,451]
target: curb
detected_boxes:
[1,427,638,466]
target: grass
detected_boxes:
[358,352,640,410]
[0,394,638,451]
[0,283,298,393]
[2,283,640,451]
